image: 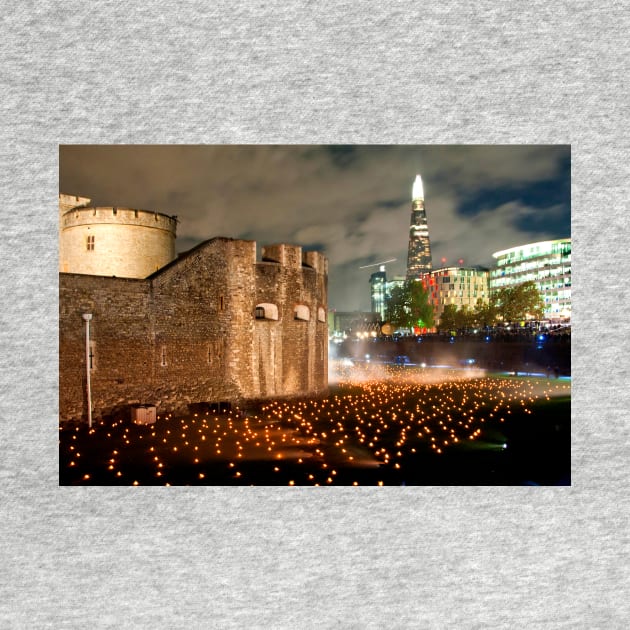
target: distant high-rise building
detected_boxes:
[369,266,387,320]
[406,174,433,279]
[369,266,405,321]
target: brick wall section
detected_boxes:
[59,275,154,419]
[60,238,328,421]
[256,246,328,398]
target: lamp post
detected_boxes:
[82,313,93,428]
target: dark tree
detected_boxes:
[494,281,545,322]
[438,305,476,333]
[385,280,434,331]
[472,296,499,328]
[438,304,459,333]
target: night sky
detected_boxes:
[59,145,570,311]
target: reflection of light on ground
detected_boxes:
[329,360,488,385]
[60,364,570,485]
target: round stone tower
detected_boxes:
[59,194,178,278]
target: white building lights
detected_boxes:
[407,174,433,279]
[412,174,424,201]
[490,238,571,320]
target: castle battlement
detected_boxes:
[61,206,178,233]
[59,194,91,216]
[259,245,327,275]
[262,244,303,269]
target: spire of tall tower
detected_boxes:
[406,174,433,280]
[412,174,424,201]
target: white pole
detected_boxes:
[82,314,93,428]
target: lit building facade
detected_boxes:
[490,238,571,320]
[421,267,490,324]
[406,175,433,279]
[369,268,387,320]
[369,268,405,321]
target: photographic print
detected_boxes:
[59,145,570,486]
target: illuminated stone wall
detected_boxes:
[59,238,328,421]
[59,198,177,278]
[255,245,328,398]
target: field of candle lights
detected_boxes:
[60,364,570,486]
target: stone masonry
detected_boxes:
[59,237,328,421]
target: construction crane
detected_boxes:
[358,258,397,269]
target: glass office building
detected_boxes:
[490,238,571,320]
[369,268,405,321]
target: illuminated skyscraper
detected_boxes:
[406,174,433,280]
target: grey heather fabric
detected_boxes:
[1,1,628,628]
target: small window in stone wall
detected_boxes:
[86,235,95,251]
[294,305,310,321]
[255,303,279,321]
[219,296,225,311]
[89,342,96,371]
[160,346,167,367]
[207,339,223,364]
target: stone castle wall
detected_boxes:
[59,205,177,278]
[59,238,328,421]
[59,194,91,215]
[254,245,328,399]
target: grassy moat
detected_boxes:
[59,365,570,486]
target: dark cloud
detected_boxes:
[59,145,570,312]
[325,145,359,168]
[376,198,409,209]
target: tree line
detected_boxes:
[385,280,545,333]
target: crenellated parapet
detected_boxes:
[59,194,91,216]
[61,206,178,234]
[261,244,327,276]
[302,250,328,275]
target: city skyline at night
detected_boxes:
[60,145,571,311]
